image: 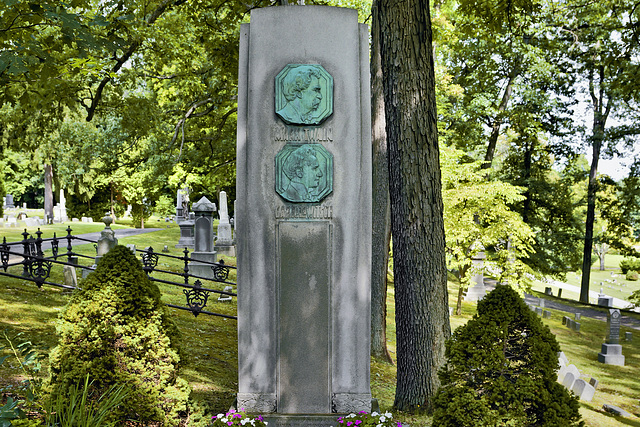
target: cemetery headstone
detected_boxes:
[63,265,78,288]
[176,187,190,222]
[625,332,632,342]
[236,6,371,425]
[214,191,235,256]
[562,372,577,390]
[188,197,217,279]
[176,194,195,249]
[603,404,631,418]
[571,379,595,402]
[597,309,625,366]
[95,214,118,266]
[5,194,14,209]
[218,285,234,302]
[597,283,613,307]
[464,244,486,302]
[575,312,581,321]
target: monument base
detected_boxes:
[598,343,625,366]
[261,414,340,427]
[464,283,486,302]
[175,220,195,249]
[214,244,236,257]
[189,251,218,279]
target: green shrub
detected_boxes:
[626,271,639,281]
[619,257,640,274]
[432,285,583,427]
[47,245,191,426]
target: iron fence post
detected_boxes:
[66,226,73,263]
[21,229,30,277]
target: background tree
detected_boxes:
[378,0,450,412]
[540,0,640,302]
[441,147,535,315]
[370,0,393,364]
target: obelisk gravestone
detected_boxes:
[236,6,371,426]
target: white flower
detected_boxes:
[372,412,379,416]
[380,416,386,422]
[376,424,382,427]
[384,412,393,418]
[347,413,357,418]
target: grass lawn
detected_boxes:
[529,253,640,305]
[1,226,640,426]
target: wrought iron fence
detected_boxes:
[0,227,237,319]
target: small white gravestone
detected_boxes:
[562,372,577,390]
[558,363,580,384]
[571,379,595,402]
[218,286,234,302]
[63,265,78,288]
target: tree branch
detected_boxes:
[83,0,189,121]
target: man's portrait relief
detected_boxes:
[275,144,333,203]
[275,64,333,126]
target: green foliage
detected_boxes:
[0,330,48,425]
[432,285,583,427]
[45,375,131,427]
[619,257,640,275]
[626,271,639,281]
[130,202,153,228]
[65,185,112,221]
[155,194,176,218]
[441,147,535,292]
[48,245,192,426]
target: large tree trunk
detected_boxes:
[370,0,393,364]
[378,0,451,412]
[44,163,54,223]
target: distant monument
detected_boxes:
[598,309,625,366]
[236,6,371,426]
[188,197,217,279]
[175,188,195,249]
[214,191,235,256]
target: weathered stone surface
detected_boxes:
[571,379,595,402]
[603,404,631,417]
[598,343,625,366]
[236,5,371,417]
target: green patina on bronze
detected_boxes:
[275,64,333,126]
[275,143,333,203]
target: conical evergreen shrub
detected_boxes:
[48,245,191,426]
[432,285,584,427]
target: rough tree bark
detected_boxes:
[370,0,393,364]
[378,0,451,412]
[44,163,54,223]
